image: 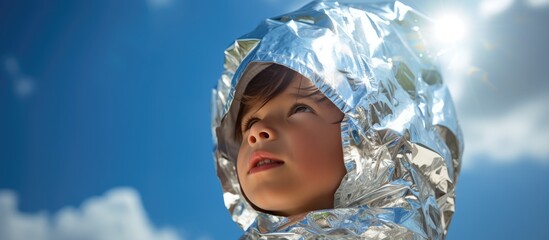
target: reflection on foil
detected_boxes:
[212,1,463,239]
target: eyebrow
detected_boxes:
[289,87,329,104]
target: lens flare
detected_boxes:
[434,15,468,44]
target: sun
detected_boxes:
[434,14,468,45]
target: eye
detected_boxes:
[243,117,259,131]
[291,104,314,114]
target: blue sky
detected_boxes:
[1,0,548,239]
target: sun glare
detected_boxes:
[434,14,468,45]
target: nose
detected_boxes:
[248,121,277,145]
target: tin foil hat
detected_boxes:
[212,0,463,239]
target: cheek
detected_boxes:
[292,123,343,167]
[236,147,248,181]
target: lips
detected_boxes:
[248,151,284,174]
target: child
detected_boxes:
[235,63,347,223]
[212,1,463,239]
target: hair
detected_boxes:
[235,64,296,141]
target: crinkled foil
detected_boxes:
[211,1,463,239]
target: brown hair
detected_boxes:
[235,64,298,141]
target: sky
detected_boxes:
[0,0,548,239]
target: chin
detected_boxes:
[253,199,295,216]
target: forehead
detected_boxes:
[243,79,329,120]
[251,74,323,107]
[286,76,327,102]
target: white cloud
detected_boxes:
[460,96,549,166]
[0,191,49,240]
[526,0,549,7]
[0,188,183,240]
[478,0,549,18]
[479,0,515,17]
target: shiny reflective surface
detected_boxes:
[212,1,463,239]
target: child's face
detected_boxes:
[236,74,346,217]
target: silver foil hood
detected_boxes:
[212,0,463,239]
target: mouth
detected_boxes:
[248,151,284,174]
